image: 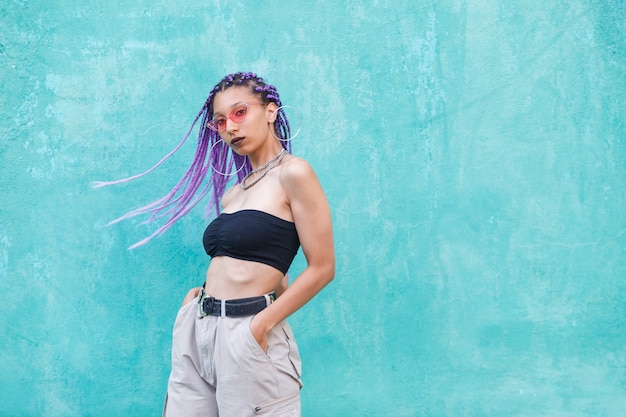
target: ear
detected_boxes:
[265,102,279,123]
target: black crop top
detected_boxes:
[203,209,300,274]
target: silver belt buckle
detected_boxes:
[198,288,213,318]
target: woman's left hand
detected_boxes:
[249,316,269,352]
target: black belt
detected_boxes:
[198,289,276,318]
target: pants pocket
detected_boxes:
[280,322,303,384]
[245,316,271,359]
[243,318,303,388]
[254,391,300,416]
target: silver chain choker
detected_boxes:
[240,148,287,190]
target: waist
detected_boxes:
[204,258,285,296]
[197,288,276,318]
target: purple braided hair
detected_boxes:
[93,72,293,249]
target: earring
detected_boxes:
[209,139,246,176]
[270,106,301,142]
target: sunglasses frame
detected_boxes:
[206,102,266,132]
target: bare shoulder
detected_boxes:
[279,155,319,187]
[279,154,329,215]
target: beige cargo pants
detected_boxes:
[163,297,303,417]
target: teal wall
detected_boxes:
[1,1,625,416]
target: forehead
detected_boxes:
[212,87,258,115]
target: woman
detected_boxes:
[97,72,334,416]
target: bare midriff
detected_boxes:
[203,256,285,300]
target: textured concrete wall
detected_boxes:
[1,1,625,416]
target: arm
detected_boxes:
[274,273,289,297]
[250,158,335,349]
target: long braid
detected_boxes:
[94,72,294,249]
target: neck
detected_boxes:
[240,147,287,190]
[249,146,284,170]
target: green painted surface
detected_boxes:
[1,1,625,416]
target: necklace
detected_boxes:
[240,148,287,190]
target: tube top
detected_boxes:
[203,209,300,274]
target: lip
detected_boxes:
[230,137,244,147]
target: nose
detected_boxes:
[225,116,239,134]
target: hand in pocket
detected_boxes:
[249,315,269,353]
